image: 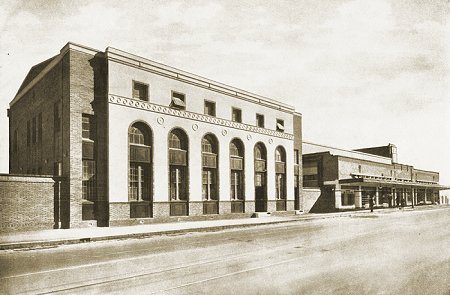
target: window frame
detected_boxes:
[132,80,149,101]
[232,107,242,123]
[204,100,216,117]
[276,119,285,132]
[171,91,186,110]
[256,113,265,128]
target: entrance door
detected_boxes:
[255,172,267,212]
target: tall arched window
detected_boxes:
[275,146,286,201]
[168,128,189,216]
[202,134,218,201]
[254,142,267,212]
[230,139,245,213]
[230,139,245,200]
[128,123,152,203]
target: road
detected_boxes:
[1,207,449,294]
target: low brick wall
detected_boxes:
[0,174,55,233]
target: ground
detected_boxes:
[1,207,449,294]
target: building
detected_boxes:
[302,142,449,212]
[7,42,302,229]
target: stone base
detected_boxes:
[267,200,277,212]
[245,200,255,213]
[219,201,232,214]
[189,201,203,216]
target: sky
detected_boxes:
[0,0,449,188]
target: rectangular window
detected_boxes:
[32,117,36,144]
[276,119,285,132]
[13,130,18,152]
[294,150,299,165]
[204,100,216,116]
[82,115,95,140]
[232,108,242,123]
[38,113,42,143]
[132,81,149,101]
[82,159,96,201]
[256,114,264,128]
[202,170,216,200]
[276,174,285,199]
[27,121,30,146]
[171,91,186,110]
[170,167,186,200]
[54,101,61,132]
[230,171,243,200]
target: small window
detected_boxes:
[232,108,242,123]
[54,101,61,133]
[38,113,42,143]
[32,117,37,144]
[27,121,30,146]
[256,114,264,128]
[171,91,186,110]
[204,100,216,116]
[276,119,284,132]
[132,81,149,101]
[294,150,299,165]
[82,115,95,140]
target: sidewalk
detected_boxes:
[0,206,438,250]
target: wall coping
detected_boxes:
[0,174,55,183]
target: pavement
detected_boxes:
[0,205,440,250]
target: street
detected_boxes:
[1,207,449,294]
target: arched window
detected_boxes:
[275,146,286,201]
[168,128,189,216]
[230,139,245,205]
[202,134,218,206]
[128,122,152,204]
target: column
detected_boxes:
[375,187,380,206]
[355,186,362,208]
[390,188,395,207]
[334,184,342,209]
[424,189,428,203]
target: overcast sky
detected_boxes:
[1,0,449,188]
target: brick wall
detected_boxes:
[0,175,55,232]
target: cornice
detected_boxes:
[106,47,295,114]
[109,95,294,140]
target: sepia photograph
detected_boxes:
[0,0,449,294]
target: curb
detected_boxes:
[1,206,437,251]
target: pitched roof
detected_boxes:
[15,55,57,96]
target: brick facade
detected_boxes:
[0,175,55,232]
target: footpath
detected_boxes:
[0,206,440,250]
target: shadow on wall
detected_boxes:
[303,187,336,213]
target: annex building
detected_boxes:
[6,42,302,230]
[302,142,449,212]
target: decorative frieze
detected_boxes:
[109,95,294,140]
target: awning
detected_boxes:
[172,97,186,108]
[276,123,285,131]
[339,175,450,190]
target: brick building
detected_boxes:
[302,142,449,212]
[7,42,302,229]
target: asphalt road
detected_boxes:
[1,207,449,294]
